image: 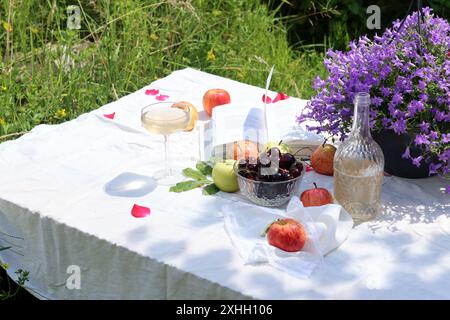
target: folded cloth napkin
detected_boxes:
[222,197,353,278]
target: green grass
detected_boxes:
[0,0,325,140]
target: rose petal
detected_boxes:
[262,94,272,104]
[272,92,289,103]
[306,165,313,172]
[131,204,151,218]
[103,112,115,119]
[156,94,169,101]
[145,89,159,96]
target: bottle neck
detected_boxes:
[351,102,370,138]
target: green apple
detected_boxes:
[264,141,291,153]
[212,160,239,193]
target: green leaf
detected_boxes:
[182,168,207,181]
[196,161,213,176]
[169,180,209,193]
[202,183,220,195]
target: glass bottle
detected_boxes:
[333,92,384,222]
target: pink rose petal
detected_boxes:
[131,204,151,218]
[145,89,159,96]
[306,165,313,172]
[103,112,115,119]
[155,94,169,101]
[262,94,272,104]
[272,92,289,103]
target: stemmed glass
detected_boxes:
[141,101,191,185]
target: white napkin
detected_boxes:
[222,197,354,278]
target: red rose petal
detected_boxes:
[262,94,272,104]
[131,204,151,218]
[145,89,159,96]
[155,94,169,101]
[306,165,313,172]
[273,92,289,103]
[103,112,115,119]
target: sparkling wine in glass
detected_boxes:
[141,101,190,185]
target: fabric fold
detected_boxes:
[223,197,353,278]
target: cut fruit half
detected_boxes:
[171,101,199,131]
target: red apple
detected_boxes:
[203,89,231,117]
[300,183,333,207]
[264,218,307,252]
[311,142,336,176]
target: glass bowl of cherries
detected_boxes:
[234,147,306,207]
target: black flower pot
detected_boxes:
[372,129,432,179]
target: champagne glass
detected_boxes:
[141,101,191,185]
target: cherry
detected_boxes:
[238,159,248,170]
[279,153,296,169]
[247,163,258,172]
[239,170,258,180]
[294,161,304,172]
[257,174,271,182]
[248,172,258,180]
[289,168,301,178]
[280,168,293,180]
[269,172,284,182]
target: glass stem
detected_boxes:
[164,134,172,176]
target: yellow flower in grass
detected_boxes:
[55,108,68,119]
[3,21,12,32]
[206,48,216,61]
[0,117,5,126]
[150,33,159,41]
[212,10,222,17]
[30,27,39,34]
[1,86,6,91]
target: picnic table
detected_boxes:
[0,68,449,299]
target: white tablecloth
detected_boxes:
[0,68,449,299]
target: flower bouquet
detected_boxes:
[298,8,449,187]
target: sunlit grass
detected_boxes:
[0,0,325,140]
